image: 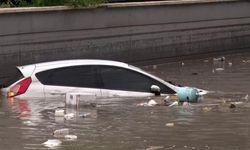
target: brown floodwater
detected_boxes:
[1,51,250,150]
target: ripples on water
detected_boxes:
[1,52,250,150]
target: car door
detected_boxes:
[98,65,174,98]
[35,65,102,99]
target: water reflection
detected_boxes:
[1,52,250,149]
[174,106,194,125]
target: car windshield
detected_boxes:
[1,68,24,88]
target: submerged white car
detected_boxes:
[1,59,206,99]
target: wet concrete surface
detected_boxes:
[1,51,250,150]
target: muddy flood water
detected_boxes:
[1,52,250,150]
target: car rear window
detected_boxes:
[35,65,100,88]
[1,68,24,88]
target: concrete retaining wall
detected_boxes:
[1,0,250,83]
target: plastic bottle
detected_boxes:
[53,128,70,137]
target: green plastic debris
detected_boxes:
[177,87,199,103]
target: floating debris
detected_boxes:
[228,62,233,67]
[168,101,178,107]
[215,68,224,71]
[55,109,65,117]
[148,99,157,106]
[165,123,174,127]
[80,112,91,118]
[42,139,62,148]
[65,135,77,141]
[66,92,96,106]
[64,113,75,120]
[53,128,70,138]
[136,102,148,107]
[242,60,250,63]
[203,60,209,63]
[181,62,185,66]
[164,95,179,101]
[184,145,196,149]
[204,145,211,149]
[229,103,236,109]
[22,120,37,126]
[213,56,225,62]
[146,146,164,150]
[137,99,158,107]
[202,107,212,112]
[177,87,199,103]
[232,101,243,105]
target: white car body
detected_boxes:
[1,59,183,99]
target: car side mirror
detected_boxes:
[150,85,161,96]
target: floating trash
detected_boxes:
[147,99,157,106]
[165,123,174,127]
[168,101,178,107]
[42,139,62,148]
[229,103,236,109]
[55,109,65,117]
[22,120,37,126]
[137,99,157,107]
[136,102,148,107]
[232,101,243,105]
[242,60,250,63]
[146,146,164,150]
[177,87,199,103]
[65,135,77,140]
[66,92,96,106]
[184,145,196,149]
[202,107,212,112]
[80,112,91,118]
[215,68,225,71]
[53,128,70,138]
[204,145,211,149]
[213,56,225,62]
[228,62,233,67]
[164,95,179,101]
[64,113,75,120]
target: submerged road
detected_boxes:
[0,51,250,149]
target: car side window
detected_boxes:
[35,65,100,88]
[99,66,175,94]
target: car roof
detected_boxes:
[17,59,129,77]
[35,59,129,68]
